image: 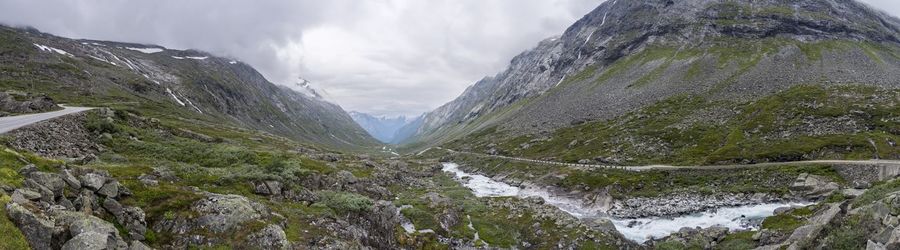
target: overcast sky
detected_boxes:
[1,0,898,117]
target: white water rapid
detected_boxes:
[441,162,811,243]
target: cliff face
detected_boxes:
[0,25,379,150]
[407,0,900,147]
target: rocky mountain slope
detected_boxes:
[0,25,379,150]
[404,0,900,163]
[349,111,421,144]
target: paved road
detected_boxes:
[434,147,900,172]
[0,106,94,134]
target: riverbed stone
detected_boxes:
[790,173,839,199]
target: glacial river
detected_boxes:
[441,162,809,242]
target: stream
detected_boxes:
[441,162,810,242]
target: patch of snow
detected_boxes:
[416,148,432,156]
[186,56,208,60]
[166,88,186,106]
[126,47,164,54]
[582,29,597,47]
[121,57,137,71]
[87,55,115,65]
[33,43,74,57]
[555,75,567,87]
[229,60,237,64]
[184,99,203,113]
[171,56,185,60]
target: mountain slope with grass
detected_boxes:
[404,0,900,164]
[0,25,379,151]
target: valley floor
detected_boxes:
[1,107,900,250]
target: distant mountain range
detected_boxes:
[349,111,422,144]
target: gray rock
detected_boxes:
[80,173,107,190]
[842,188,867,198]
[27,172,66,195]
[12,188,41,201]
[62,169,82,189]
[774,207,793,215]
[99,107,115,118]
[59,198,75,210]
[129,240,153,250]
[336,171,357,185]
[24,178,55,202]
[868,240,887,250]
[254,182,272,195]
[790,173,840,199]
[69,214,119,236]
[246,224,290,249]
[74,189,98,213]
[97,181,120,198]
[138,174,159,186]
[61,232,112,250]
[265,181,283,196]
[885,216,900,228]
[123,207,148,241]
[103,198,125,221]
[17,164,37,176]
[254,181,283,196]
[192,193,267,233]
[6,202,64,249]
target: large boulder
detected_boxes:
[246,224,290,249]
[253,181,283,196]
[192,193,267,233]
[790,173,840,199]
[61,169,82,189]
[122,206,148,241]
[97,180,120,198]
[79,173,107,191]
[61,232,113,250]
[5,202,65,249]
[27,172,66,195]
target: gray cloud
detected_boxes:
[1,0,899,116]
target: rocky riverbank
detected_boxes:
[608,192,786,218]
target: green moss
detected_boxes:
[715,231,756,250]
[761,207,813,234]
[630,60,671,88]
[122,183,202,220]
[852,179,900,207]
[458,84,899,166]
[401,206,441,231]
[318,191,374,215]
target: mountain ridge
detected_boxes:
[402,0,900,153]
[349,111,422,144]
[0,25,380,150]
